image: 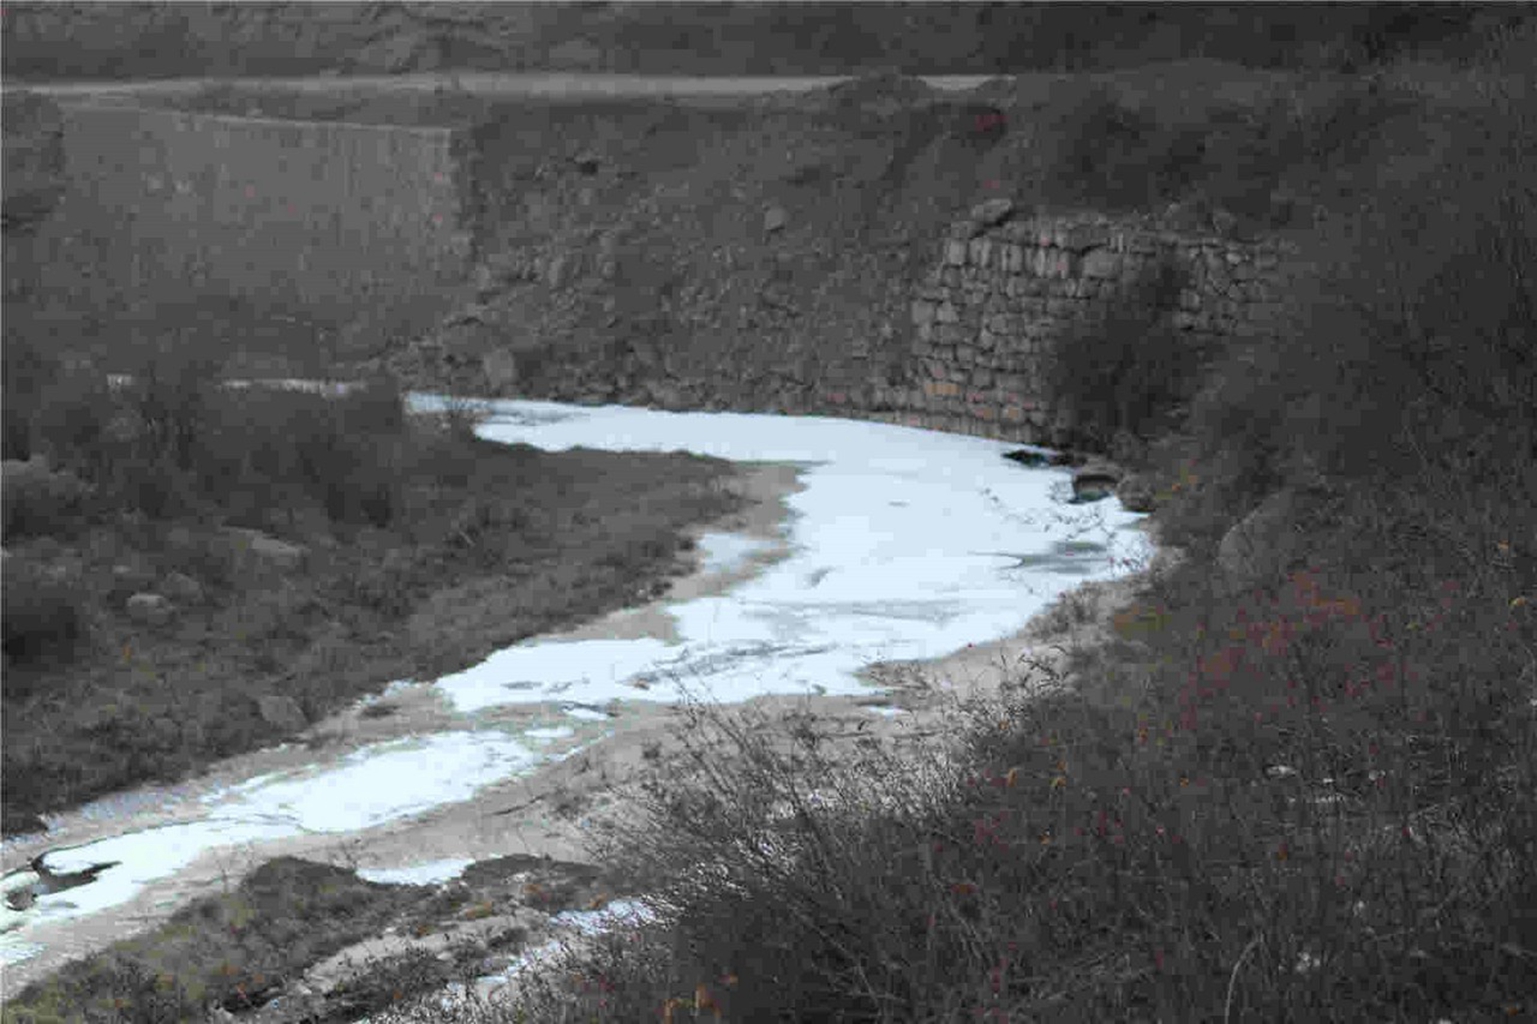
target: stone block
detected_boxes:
[971,367,994,388]
[936,324,969,345]
[1000,244,1024,274]
[915,321,934,344]
[944,240,968,266]
[912,299,936,326]
[225,528,307,572]
[970,197,1016,226]
[941,267,962,287]
[126,592,175,627]
[1080,248,1122,279]
[935,301,959,324]
[160,572,205,605]
[483,348,518,390]
[968,238,993,267]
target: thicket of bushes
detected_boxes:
[1,339,423,539]
[1041,259,1204,454]
[1040,72,1421,230]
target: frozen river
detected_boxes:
[0,399,1150,986]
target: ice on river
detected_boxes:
[1,732,536,958]
[2,400,1150,969]
[423,399,1152,714]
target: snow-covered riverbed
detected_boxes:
[0,400,1150,986]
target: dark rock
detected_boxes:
[1003,448,1084,469]
[1116,473,1157,513]
[958,103,1008,144]
[1071,469,1121,504]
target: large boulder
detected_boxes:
[125,592,176,627]
[1071,465,1121,504]
[256,694,308,732]
[224,528,308,572]
[1115,472,1158,513]
[1217,489,1319,586]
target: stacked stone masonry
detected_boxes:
[841,206,1301,446]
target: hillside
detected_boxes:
[1,2,1518,81]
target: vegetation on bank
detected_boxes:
[397,29,1528,1024]
[0,340,744,835]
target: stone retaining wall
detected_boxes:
[35,104,478,320]
[819,202,1304,446]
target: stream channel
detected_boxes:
[0,397,1153,992]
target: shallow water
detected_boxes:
[0,400,1148,981]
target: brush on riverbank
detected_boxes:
[1,349,746,838]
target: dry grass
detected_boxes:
[0,352,744,835]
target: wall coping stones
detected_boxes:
[968,197,1015,227]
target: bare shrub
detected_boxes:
[2,559,89,670]
[1,458,93,541]
[1043,258,1206,451]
